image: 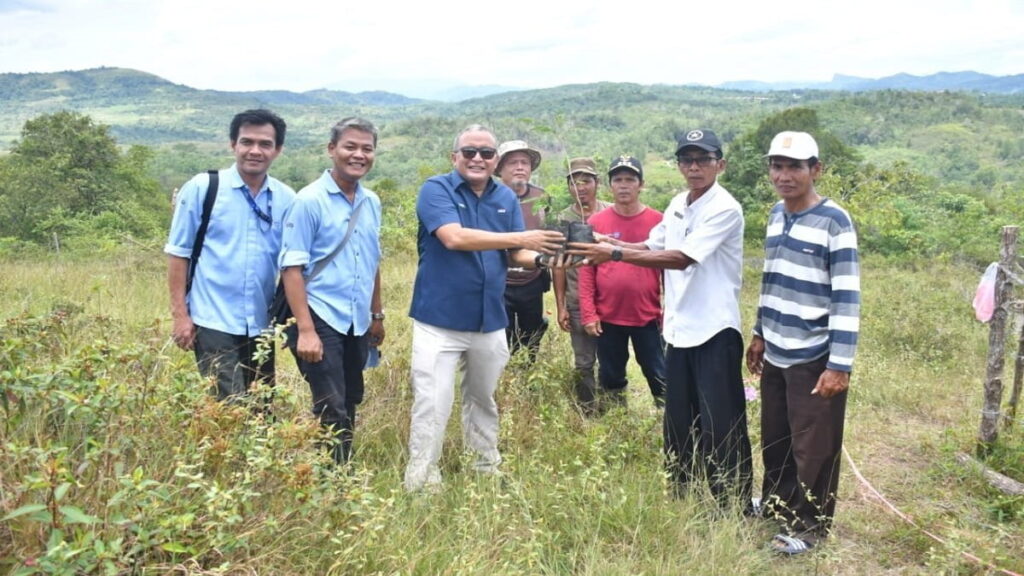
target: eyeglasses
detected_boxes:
[457,147,497,160]
[677,155,719,167]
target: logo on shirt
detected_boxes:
[673,211,683,219]
[497,209,507,214]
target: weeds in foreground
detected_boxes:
[0,255,1021,575]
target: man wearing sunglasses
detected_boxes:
[496,140,549,365]
[569,130,753,511]
[405,124,569,492]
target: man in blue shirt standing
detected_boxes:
[166,109,295,404]
[279,117,384,466]
[404,124,568,492]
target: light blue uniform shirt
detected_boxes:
[165,164,296,336]
[279,170,382,337]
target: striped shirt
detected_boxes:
[752,198,860,372]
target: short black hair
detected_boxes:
[230,109,286,148]
[330,117,378,147]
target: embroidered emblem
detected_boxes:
[686,130,704,141]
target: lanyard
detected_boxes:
[241,186,273,225]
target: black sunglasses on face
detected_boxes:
[458,147,498,160]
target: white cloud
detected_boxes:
[0,0,1020,93]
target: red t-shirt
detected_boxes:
[578,206,663,326]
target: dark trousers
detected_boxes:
[663,328,752,506]
[760,356,847,538]
[194,326,275,405]
[596,320,666,403]
[287,312,367,464]
[504,275,549,364]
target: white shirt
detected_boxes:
[645,182,744,348]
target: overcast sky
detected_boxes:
[1,0,1021,97]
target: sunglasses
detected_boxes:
[457,146,498,160]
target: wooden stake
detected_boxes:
[978,226,1018,452]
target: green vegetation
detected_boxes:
[3,70,1022,264]
[0,253,1020,574]
[0,69,1022,573]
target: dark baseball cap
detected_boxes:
[608,155,643,180]
[675,129,722,156]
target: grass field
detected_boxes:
[0,249,1021,575]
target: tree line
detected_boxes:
[0,103,1019,264]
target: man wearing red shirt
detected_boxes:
[578,156,666,409]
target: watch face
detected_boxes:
[611,248,622,261]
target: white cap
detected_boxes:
[766,131,819,160]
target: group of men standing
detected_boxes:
[166,109,859,555]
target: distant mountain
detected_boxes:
[0,67,423,107]
[324,78,522,102]
[718,71,1024,94]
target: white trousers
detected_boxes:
[404,320,509,491]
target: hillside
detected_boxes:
[0,67,425,149]
[2,67,1024,260]
[720,70,1024,93]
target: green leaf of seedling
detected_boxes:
[161,542,191,554]
[59,505,99,524]
[1,503,47,521]
[54,482,72,502]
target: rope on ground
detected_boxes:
[842,446,1023,576]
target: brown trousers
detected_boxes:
[760,357,847,540]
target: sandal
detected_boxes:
[770,533,814,556]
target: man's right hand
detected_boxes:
[745,335,765,375]
[518,229,565,254]
[296,328,324,363]
[172,315,196,350]
[557,307,570,332]
[583,320,602,337]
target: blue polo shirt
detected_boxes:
[165,164,296,336]
[410,170,524,332]
[279,170,382,337]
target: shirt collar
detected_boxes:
[322,169,364,201]
[228,163,273,195]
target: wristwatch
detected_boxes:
[610,248,623,262]
[534,253,549,269]
[371,311,386,321]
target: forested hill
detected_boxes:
[0,67,422,106]
[0,67,424,147]
[720,70,1024,93]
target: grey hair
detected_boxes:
[330,117,378,147]
[452,123,496,151]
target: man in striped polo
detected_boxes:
[745,131,860,555]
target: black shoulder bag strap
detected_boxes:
[186,170,219,295]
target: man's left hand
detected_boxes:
[811,369,850,398]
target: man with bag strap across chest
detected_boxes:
[279,117,384,466]
[166,109,296,405]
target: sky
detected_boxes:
[1,0,1021,98]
